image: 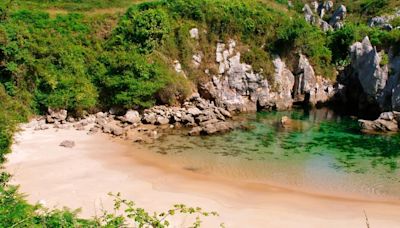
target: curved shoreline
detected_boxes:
[5,126,400,227]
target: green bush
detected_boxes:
[97,50,169,108]
[110,7,171,53]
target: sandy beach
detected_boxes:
[5,125,400,228]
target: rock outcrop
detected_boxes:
[329,5,346,29]
[200,41,335,112]
[302,2,347,32]
[368,10,400,31]
[350,37,388,97]
[338,36,400,117]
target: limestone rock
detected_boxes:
[303,4,313,23]
[350,36,388,97]
[189,28,199,39]
[122,110,141,124]
[329,5,346,27]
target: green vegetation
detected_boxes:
[1,0,400,226]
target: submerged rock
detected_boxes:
[280,116,292,127]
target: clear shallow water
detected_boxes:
[141,108,400,200]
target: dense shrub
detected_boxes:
[109,7,171,53]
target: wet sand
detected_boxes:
[5,125,400,227]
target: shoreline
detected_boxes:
[5,125,400,227]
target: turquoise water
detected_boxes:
[142,108,400,199]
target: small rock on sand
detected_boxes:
[59,140,75,148]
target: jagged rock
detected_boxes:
[192,53,202,67]
[317,19,333,32]
[311,1,319,13]
[393,85,400,111]
[270,57,295,110]
[303,4,313,23]
[202,41,334,112]
[173,60,183,73]
[350,37,388,98]
[189,28,199,39]
[329,5,346,27]
[369,16,387,27]
[383,24,393,31]
[324,1,334,12]
[294,54,317,101]
[59,140,75,148]
[379,112,395,121]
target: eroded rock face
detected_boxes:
[293,54,335,105]
[269,57,295,110]
[203,43,270,112]
[339,36,390,116]
[201,41,335,112]
[329,5,346,29]
[303,4,313,23]
[350,37,388,97]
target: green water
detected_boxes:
[142,108,400,199]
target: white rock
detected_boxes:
[189,28,199,39]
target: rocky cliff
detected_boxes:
[198,40,335,112]
[338,36,400,118]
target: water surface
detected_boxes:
[140,108,400,200]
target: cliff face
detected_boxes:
[337,36,400,118]
[197,40,335,112]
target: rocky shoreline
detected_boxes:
[28,94,236,145]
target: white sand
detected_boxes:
[5,126,400,227]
